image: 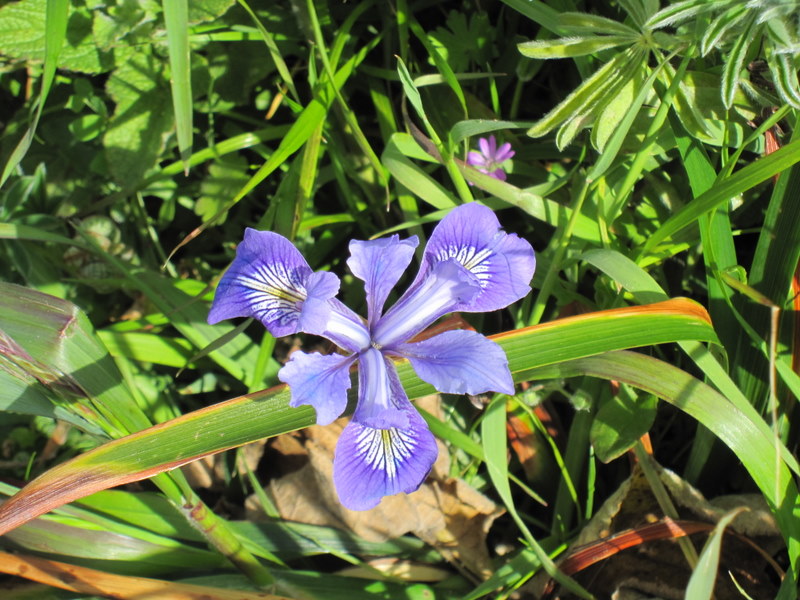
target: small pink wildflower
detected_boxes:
[467,135,515,181]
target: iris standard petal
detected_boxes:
[396,329,514,396]
[372,259,480,348]
[415,203,535,313]
[347,235,418,325]
[333,400,438,511]
[352,347,409,429]
[207,228,339,337]
[278,351,355,426]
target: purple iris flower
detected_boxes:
[208,203,535,510]
[467,135,515,181]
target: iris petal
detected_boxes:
[207,229,339,337]
[347,235,418,325]
[413,203,536,313]
[372,259,480,348]
[396,329,514,395]
[353,348,408,429]
[278,351,355,426]
[333,400,437,511]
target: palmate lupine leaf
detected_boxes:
[0,298,717,535]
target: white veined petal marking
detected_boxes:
[355,426,417,481]
[236,262,307,326]
[437,245,494,287]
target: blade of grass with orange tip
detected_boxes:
[0,298,718,537]
[0,550,291,600]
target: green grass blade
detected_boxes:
[685,507,748,600]
[641,137,800,256]
[0,0,69,188]
[162,0,192,171]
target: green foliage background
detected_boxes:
[1,0,800,598]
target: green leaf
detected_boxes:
[525,46,643,139]
[721,13,756,109]
[558,12,640,36]
[0,298,719,535]
[103,52,174,189]
[518,35,634,59]
[0,0,69,188]
[686,507,748,600]
[645,0,728,30]
[591,391,658,462]
[382,134,458,210]
[162,0,193,169]
[0,0,109,74]
[700,4,748,57]
[0,282,150,437]
[641,137,800,255]
[524,351,800,575]
[195,156,250,224]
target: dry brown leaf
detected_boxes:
[249,396,503,579]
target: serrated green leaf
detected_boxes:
[103,52,174,189]
[0,0,110,74]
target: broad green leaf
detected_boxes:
[0,282,150,437]
[458,169,600,243]
[499,0,565,35]
[98,331,195,368]
[518,35,634,59]
[591,391,658,462]
[0,298,718,535]
[103,52,174,190]
[0,0,108,74]
[449,119,532,146]
[195,157,250,224]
